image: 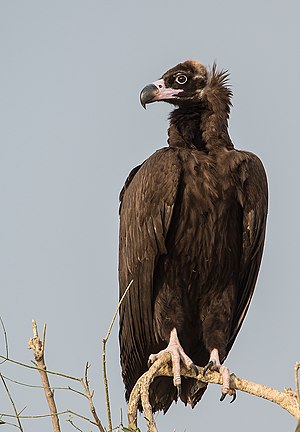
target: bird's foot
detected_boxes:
[203,348,236,403]
[148,328,198,397]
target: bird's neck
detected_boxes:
[168,104,233,152]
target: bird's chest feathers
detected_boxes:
[164,149,241,267]
[179,150,233,213]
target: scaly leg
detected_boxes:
[203,348,236,402]
[148,328,198,396]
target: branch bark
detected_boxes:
[28,320,61,432]
[127,352,300,432]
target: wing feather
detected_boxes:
[227,152,268,352]
[119,148,182,399]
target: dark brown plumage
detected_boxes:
[119,60,268,412]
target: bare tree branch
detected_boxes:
[0,354,82,381]
[102,279,133,431]
[0,316,9,364]
[127,352,300,432]
[28,320,61,432]
[67,416,86,432]
[0,373,24,431]
[0,409,99,425]
[27,320,105,431]
[80,362,105,432]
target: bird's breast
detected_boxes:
[164,148,243,285]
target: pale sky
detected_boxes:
[0,1,300,431]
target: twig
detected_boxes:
[67,416,85,432]
[0,409,98,425]
[68,385,88,399]
[0,420,20,429]
[0,373,23,431]
[28,320,61,432]
[0,316,9,364]
[2,374,70,390]
[0,354,81,381]
[102,280,133,431]
[127,353,300,432]
[80,362,105,432]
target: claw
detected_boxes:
[220,390,236,403]
[176,384,181,398]
[147,354,157,368]
[205,349,235,402]
[203,360,214,376]
[191,363,198,376]
[220,392,227,402]
[230,392,237,403]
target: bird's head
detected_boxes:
[140,60,209,109]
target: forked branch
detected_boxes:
[28,320,105,432]
[28,320,61,432]
[127,352,300,432]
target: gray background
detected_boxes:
[0,1,299,431]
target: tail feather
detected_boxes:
[148,376,207,413]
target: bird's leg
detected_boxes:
[148,328,198,395]
[203,348,236,402]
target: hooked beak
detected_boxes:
[140,79,183,109]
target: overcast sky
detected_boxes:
[0,1,300,431]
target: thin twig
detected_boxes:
[0,316,9,364]
[105,280,134,343]
[28,320,61,432]
[0,409,98,425]
[68,385,88,399]
[102,336,111,431]
[0,354,81,381]
[0,373,23,431]
[17,407,27,417]
[2,374,69,390]
[0,420,20,429]
[67,416,85,432]
[80,362,105,432]
[102,279,133,431]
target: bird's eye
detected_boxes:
[175,74,188,85]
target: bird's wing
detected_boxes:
[119,147,182,399]
[227,152,268,353]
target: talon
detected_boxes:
[176,384,181,398]
[230,392,237,403]
[191,363,198,376]
[203,360,214,375]
[147,354,156,368]
[220,392,226,402]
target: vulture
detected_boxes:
[118,60,268,412]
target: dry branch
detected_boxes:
[80,362,105,432]
[0,372,24,431]
[102,279,133,431]
[27,320,105,431]
[127,352,300,432]
[28,320,61,432]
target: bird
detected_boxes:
[118,60,268,413]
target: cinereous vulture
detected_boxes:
[118,60,268,413]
